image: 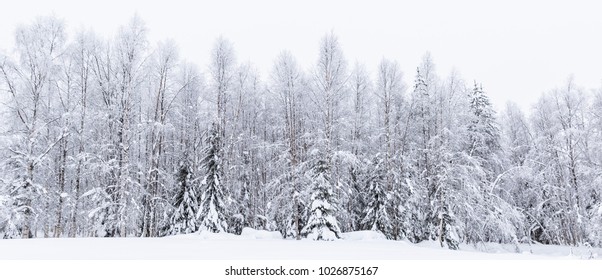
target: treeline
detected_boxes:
[0,16,601,248]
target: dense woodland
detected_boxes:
[1,16,601,249]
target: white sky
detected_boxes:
[1,0,601,112]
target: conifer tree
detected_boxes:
[361,155,393,238]
[302,155,342,240]
[467,82,501,172]
[197,124,229,233]
[170,163,198,234]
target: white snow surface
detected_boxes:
[342,230,387,241]
[0,229,599,260]
[240,227,283,239]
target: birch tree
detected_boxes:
[268,51,307,239]
[0,16,67,238]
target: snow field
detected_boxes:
[0,229,598,260]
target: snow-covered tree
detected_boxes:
[65,29,98,238]
[467,82,502,178]
[401,54,440,243]
[2,16,602,251]
[82,15,150,237]
[268,51,309,239]
[525,78,590,245]
[310,32,348,159]
[197,123,229,233]
[170,163,198,234]
[0,15,67,238]
[302,155,342,240]
[361,155,393,238]
[0,182,21,239]
[142,40,179,237]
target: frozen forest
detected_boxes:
[1,15,602,250]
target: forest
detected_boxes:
[1,15,601,250]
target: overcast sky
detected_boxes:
[1,0,601,112]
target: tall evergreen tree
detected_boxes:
[464,82,523,245]
[197,124,229,233]
[467,82,502,173]
[170,163,198,234]
[361,155,393,238]
[302,155,342,240]
[401,60,437,243]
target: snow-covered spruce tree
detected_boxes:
[464,82,523,245]
[169,163,198,234]
[348,159,369,231]
[197,123,229,233]
[167,63,205,235]
[426,136,459,249]
[302,154,342,240]
[401,57,438,243]
[467,82,502,176]
[361,155,393,238]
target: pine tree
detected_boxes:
[197,124,229,233]
[467,82,501,170]
[348,161,368,231]
[170,163,198,234]
[401,64,435,243]
[465,82,523,245]
[302,156,342,240]
[361,155,393,238]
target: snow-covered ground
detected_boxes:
[0,229,598,260]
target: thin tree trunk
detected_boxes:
[54,138,68,237]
